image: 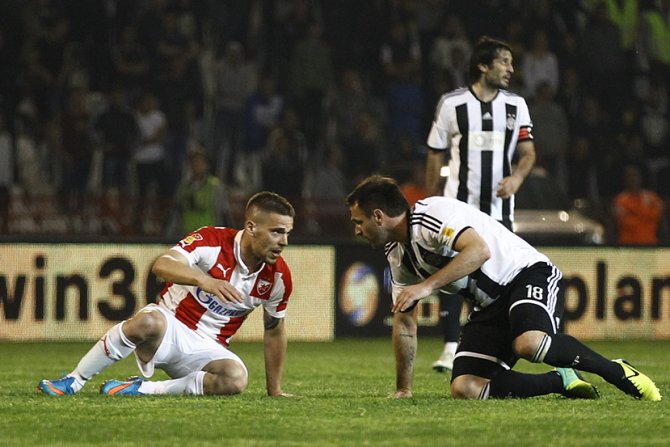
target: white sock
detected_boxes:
[139,371,206,395]
[71,322,136,389]
[443,342,458,356]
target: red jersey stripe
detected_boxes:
[174,293,206,330]
[217,315,247,346]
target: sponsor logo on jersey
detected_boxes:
[506,113,516,130]
[256,279,272,296]
[194,288,247,317]
[442,227,455,238]
[180,233,203,247]
[217,263,231,278]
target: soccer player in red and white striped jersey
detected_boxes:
[39,192,296,397]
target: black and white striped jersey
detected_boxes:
[385,197,550,308]
[427,87,533,225]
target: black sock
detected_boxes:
[543,333,623,384]
[439,292,464,342]
[487,370,563,398]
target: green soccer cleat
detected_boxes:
[613,359,662,401]
[556,367,600,399]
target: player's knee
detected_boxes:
[512,330,548,361]
[450,375,482,399]
[123,310,165,342]
[210,364,248,395]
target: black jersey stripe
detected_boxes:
[479,101,494,215]
[410,211,442,228]
[480,150,493,215]
[404,244,432,278]
[456,103,469,203]
[502,103,517,226]
[410,218,441,234]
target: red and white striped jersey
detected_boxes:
[158,226,292,347]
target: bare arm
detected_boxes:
[425,149,446,196]
[392,228,491,313]
[390,308,418,398]
[151,249,243,303]
[263,311,290,397]
[497,140,536,198]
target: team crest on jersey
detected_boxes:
[180,232,203,247]
[506,113,516,130]
[442,227,455,238]
[256,279,272,296]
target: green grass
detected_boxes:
[1,339,669,446]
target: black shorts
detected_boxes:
[451,262,564,381]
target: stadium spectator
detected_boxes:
[428,14,471,88]
[521,30,559,99]
[303,144,348,233]
[633,78,669,179]
[94,85,140,196]
[323,69,382,149]
[56,88,94,214]
[175,143,230,235]
[238,74,284,194]
[579,2,629,117]
[380,20,422,84]
[346,174,661,401]
[424,36,536,373]
[211,41,257,184]
[39,191,296,397]
[0,112,12,233]
[565,134,600,203]
[94,85,140,234]
[341,110,385,186]
[613,164,665,245]
[529,80,569,189]
[111,24,151,96]
[156,54,204,193]
[289,20,334,150]
[261,108,308,200]
[133,91,167,235]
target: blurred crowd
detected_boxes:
[0,0,669,243]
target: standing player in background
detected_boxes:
[347,175,660,401]
[39,192,295,397]
[425,36,536,372]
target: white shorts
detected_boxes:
[133,304,247,379]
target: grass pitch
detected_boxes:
[1,338,668,446]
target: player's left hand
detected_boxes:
[268,391,298,398]
[392,283,432,313]
[496,175,521,199]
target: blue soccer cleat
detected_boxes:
[100,376,145,396]
[38,376,77,396]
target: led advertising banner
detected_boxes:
[0,244,334,342]
[334,246,670,340]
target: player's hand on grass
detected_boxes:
[268,390,298,398]
[388,390,413,399]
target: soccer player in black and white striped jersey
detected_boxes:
[346,175,660,401]
[425,36,537,372]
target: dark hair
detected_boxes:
[346,175,408,217]
[246,191,295,218]
[468,36,513,83]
